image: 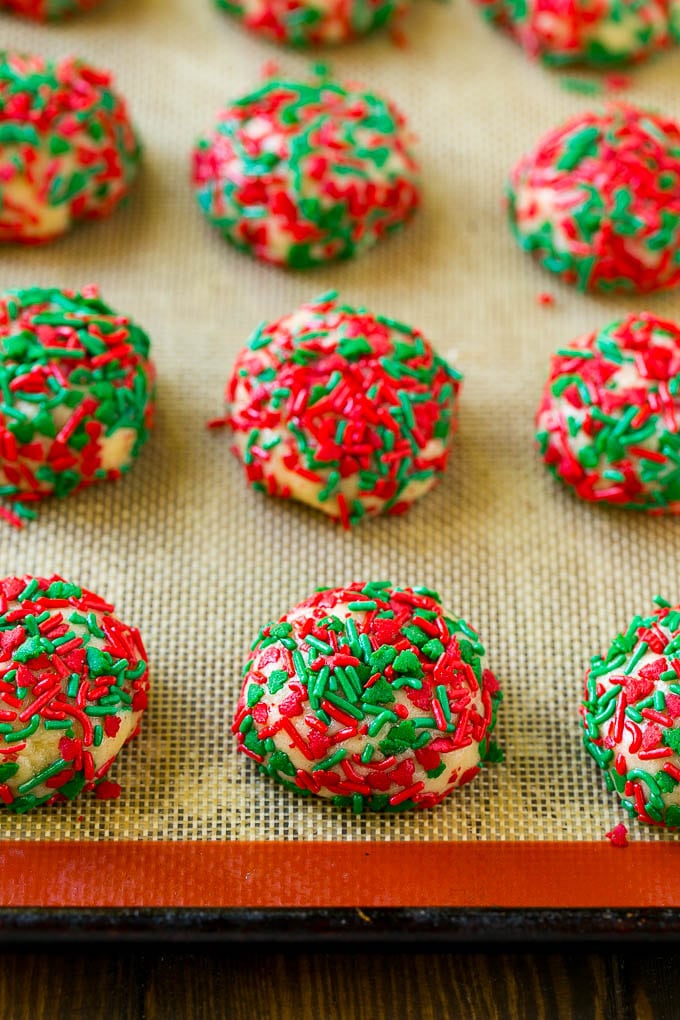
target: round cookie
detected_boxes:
[213,0,406,46]
[191,76,420,268]
[233,582,502,812]
[222,293,461,527]
[473,0,680,67]
[507,105,680,293]
[1,0,103,18]
[0,52,141,244]
[0,285,155,526]
[536,313,680,512]
[582,597,680,829]
[0,574,149,813]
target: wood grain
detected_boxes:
[0,951,143,1020]
[0,950,676,1019]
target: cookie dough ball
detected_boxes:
[214,0,406,46]
[192,76,420,268]
[224,294,460,526]
[1,0,103,18]
[536,313,680,512]
[473,0,680,67]
[0,286,154,525]
[0,52,141,244]
[233,582,502,812]
[507,105,680,293]
[0,575,149,813]
[582,598,680,828]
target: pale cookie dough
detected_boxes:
[214,0,406,46]
[0,52,141,243]
[233,582,503,812]
[192,75,420,268]
[0,575,149,813]
[582,597,680,828]
[220,293,461,527]
[0,286,155,526]
[537,313,680,512]
[473,0,680,67]
[1,0,103,18]
[507,105,680,293]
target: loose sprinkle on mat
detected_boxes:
[605,822,629,847]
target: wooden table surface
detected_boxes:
[0,947,677,1018]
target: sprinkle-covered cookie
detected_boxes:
[536,313,680,511]
[1,0,103,18]
[213,0,405,46]
[0,286,155,527]
[0,574,149,813]
[192,76,420,268]
[233,582,502,812]
[507,105,680,293]
[473,0,680,67]
[582,597,680,829]
[0,52,141,243]
[220,293,460,527]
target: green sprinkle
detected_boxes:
[312,748,348,771]
[360,744,375,764]
[305,634,334,655]
[5,715,40,743]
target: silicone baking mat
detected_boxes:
[2,0,680,912]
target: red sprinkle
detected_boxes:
[605,823,629,848]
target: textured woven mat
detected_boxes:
[3,0,680,843]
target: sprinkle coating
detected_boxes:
[1,0,103,18]
[191,76,420,268]
[0,51,141,243]
[221,293,461,526]
[473,0,680,67]
[233,582,502,812]
[507,104,680,293]
[0,285,155,526]
[582,598,680,829]
[0,574,149,813]
[537,313,680,512]
[214,0,406,45]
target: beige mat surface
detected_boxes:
[2,0,680,843]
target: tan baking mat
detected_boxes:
[2,0,680,843]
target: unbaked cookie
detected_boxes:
[233,582,502,812]
[582,597,680,828]
[221,293,460,526]
[507,105,680,293]
[0,285,155,526]
[1,0,103,18]
[0,574,149,813]
[214,0,406,46]
[192,76,420,268]
[0,52,141,243]
[473,0,680,67]
[536,312,680,512]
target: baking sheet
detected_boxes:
[2,0,680,864]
